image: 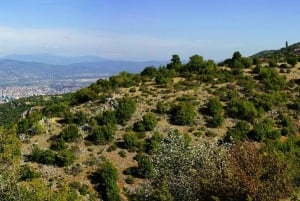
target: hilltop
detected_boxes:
[0,50,300,200]
[251,41,300,60]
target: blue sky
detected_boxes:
[0,0,299,61]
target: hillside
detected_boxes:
[251,41,300,60]
[1,52,300,200]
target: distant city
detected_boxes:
[0,78,106,103]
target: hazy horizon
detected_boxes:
[0,0,299,61]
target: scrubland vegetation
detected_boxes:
[1,44,300,200]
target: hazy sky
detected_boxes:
[0,0,299,61]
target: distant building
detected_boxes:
[294,49,300,55]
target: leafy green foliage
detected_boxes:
[59,124,81,142]
[72,87,98,105]
[155,101,168,114]
[42,102,70,118]
[167,54,182,71]
[228,99,258,122]
[135,153,153,179]
[205,98,224,127]
[50,138,68,151]
[96,161,121,201]
[170,101,196,125]
[73,111,88,125]
[224,121,250,142]
[133,113,157,132]
[109,71,139,88]
[115,97,136,125]
[122,132,139,152]
[141,66,157,77]
[89,125,116,145]
[96,110,117,126]
[19,164,41,181]
[131,133,291,201]
[287,55,298,66]
[258,67,286,91]
[56,149,76,167]
[248,118,279,141]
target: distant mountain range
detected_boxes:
[1,54,107,65]
[0,54,166,86]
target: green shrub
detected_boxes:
[133,113,158,132]
[248,119,277,142]
[228,99,258,122]
[115,97,136,125]
[96,110,117,126]
[224,121,250,142]
[96,161,121,201]
[123,132,139,152]
[56,149,76,167]
[59,124,81,142]
[19,165,41,181]
[170,102,196,125]
[125,176,134,184]
[89,125,116,145]
[50,138,67,151]
[135,153,154,179]
[156,101,168,114]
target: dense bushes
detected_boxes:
[129,134,292,201]
[29,145,76,167]
[224,121,250,142]
[96,161,121,201]
[122,132,139,152]
[205,98,224,127]
[228,99,258,122]
[88,125,116,145]
[115,97,136,125]
[133,113,157,132]
[248,118,280,141]
[258,67,286,91]
[170,101,196,125]
[59,124,81,142]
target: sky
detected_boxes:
[0,0,299,61]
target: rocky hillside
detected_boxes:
[1,52,300,201]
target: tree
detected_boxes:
[123,132,139,152]
[73,111,88,126]
[135,153,154,179]
[232,51,242,61]
[268,58,277,67]
[167,54,182,71]
[241,57,253,68]
[141,66,157,77]
[72,87,97,104]
[89,125,115,145]
[205,98,224,127]
[19,165,41,181]
[258,67,286,91]
[156,101,168,114]
[287,55,298,67]
[96,110,117,126]
[97,161,121,201]
[170,101,196,125]
[206,98,223,116]
[185,54,204,73]
[224,121,250,142]
[56,149,76,167]
[133,113,158,132]
[115,97,136,125]
[59,124,81,142]
[229,99,258,122]
[248,118,278,142]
